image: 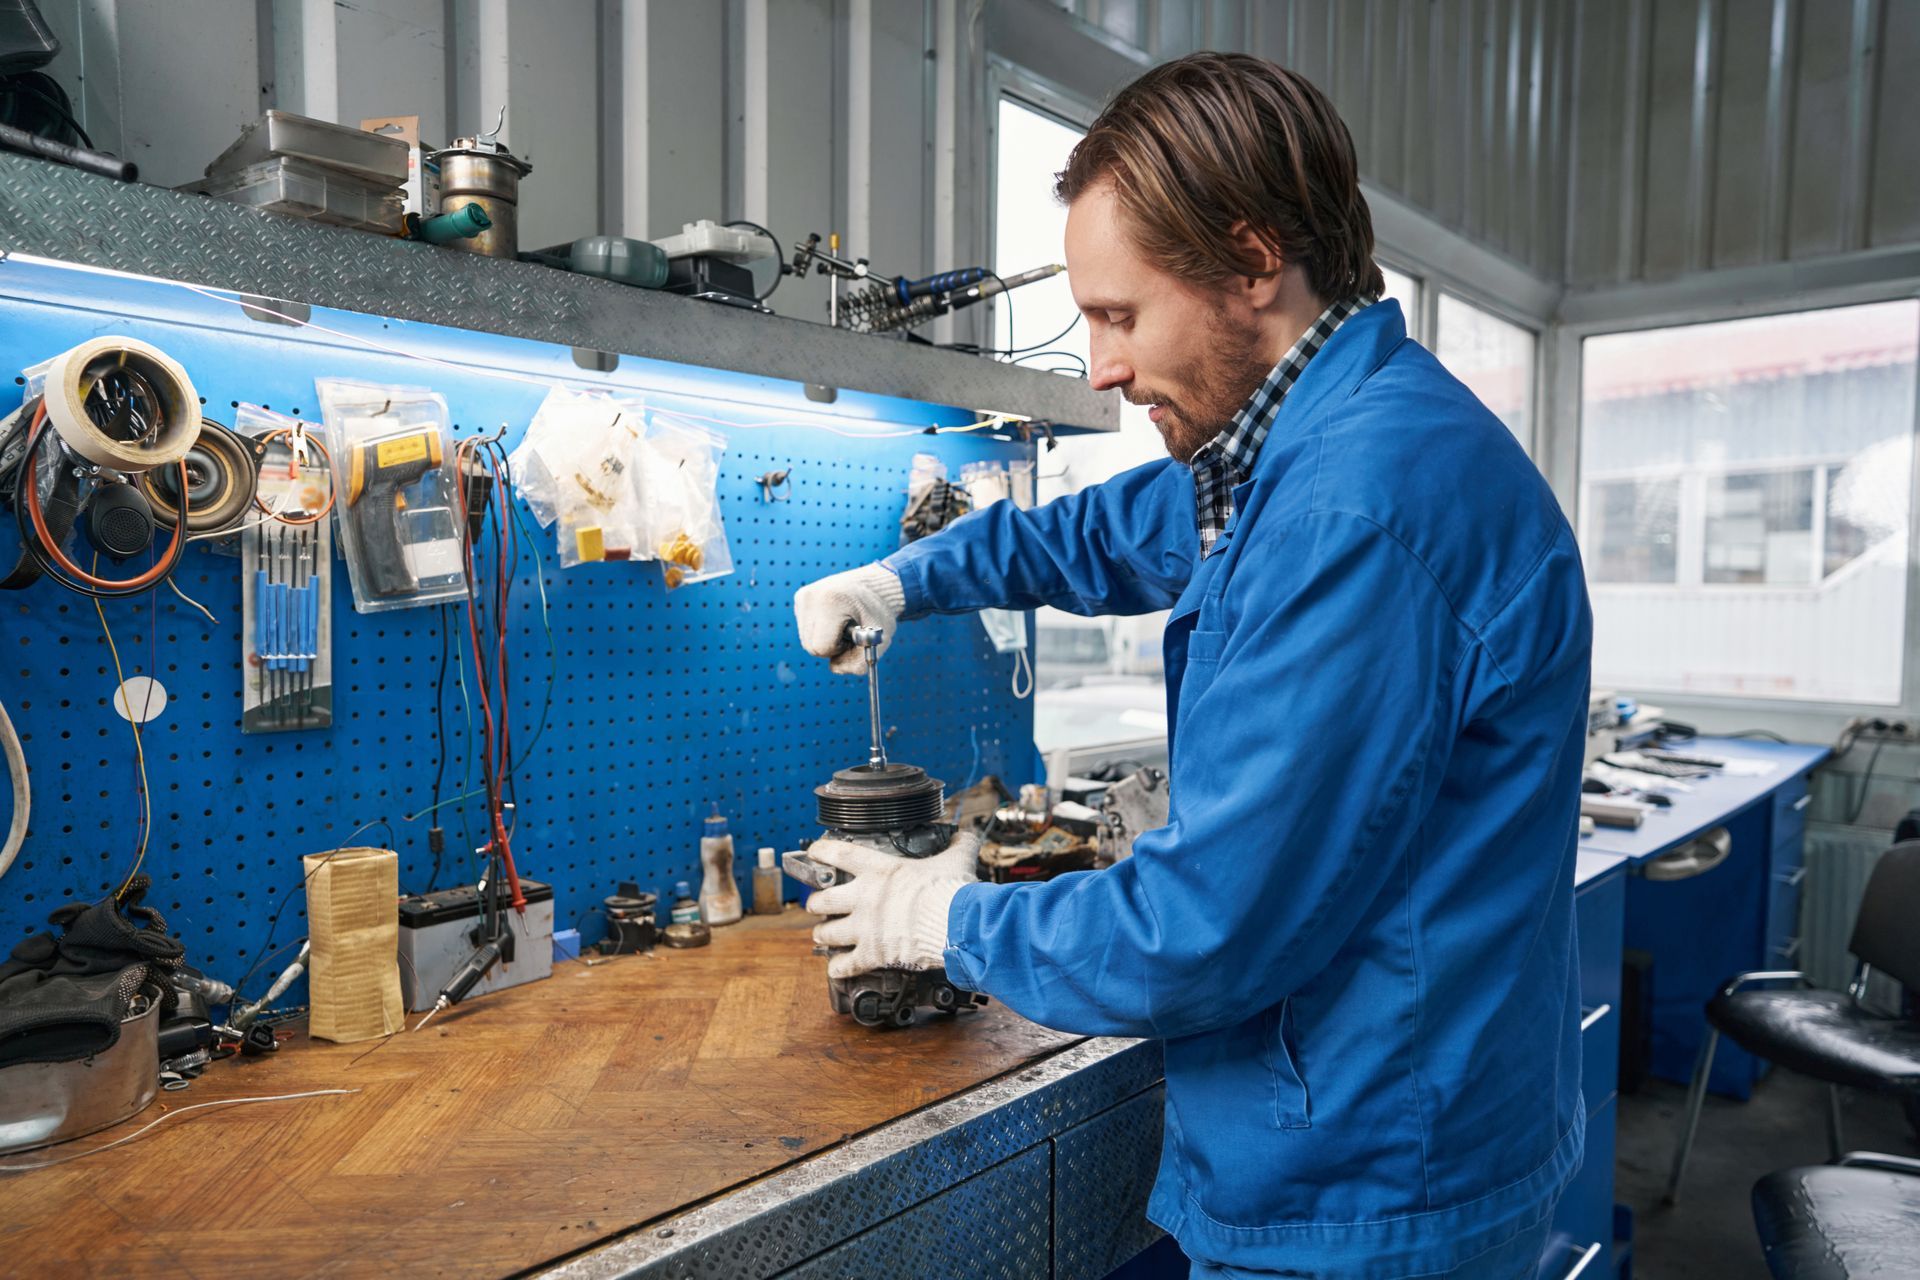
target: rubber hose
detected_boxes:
[0,695,26,882]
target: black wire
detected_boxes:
[725,220,784,302]
[0,75,94,149]
[425,604,451,892]
[1723,729,1789,743]
[231,817,396,1006]
[987,271,1014,359]
[1844,735,1888,826]
[944,311,1083,358]
[1012,349,1087,376]
[10,410,184,599]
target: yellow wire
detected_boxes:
[90,563,150,902]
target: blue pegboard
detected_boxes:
[0,256,1037,989]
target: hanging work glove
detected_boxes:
[793,563,906,675]
[804,834,981,979]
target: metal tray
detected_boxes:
[207,109,408,185]
[180,156,404,234]
[0,988,160,1155]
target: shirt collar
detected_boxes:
[1192,294,1373,482]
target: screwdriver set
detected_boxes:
[241,435,334,732]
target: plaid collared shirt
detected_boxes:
[1190,295,1373,555]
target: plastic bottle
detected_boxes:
[752,846,783,915]
[670,880,701,925]
[699,804,743,925]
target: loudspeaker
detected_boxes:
[83,481,155,559]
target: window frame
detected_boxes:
[1559,289,1920,719]
[1432,287,1543,456]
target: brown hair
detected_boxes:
[1056,52,1385,302]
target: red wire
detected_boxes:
[453,436,524,914]
[22,400,189,590]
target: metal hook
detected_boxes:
[756,469,792,503]
[478,105,507,146]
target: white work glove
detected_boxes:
[794,563,907,675]
[804,834,981,980]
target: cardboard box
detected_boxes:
[360,115,441,216]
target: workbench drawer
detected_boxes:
[1771,774,1811,852]
[781,1142,1052,1280]
[1054,1087,1167,1280]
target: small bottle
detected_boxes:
[699,804,743,925]
[752,847,783,915]
[670,880,701,925]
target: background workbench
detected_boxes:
[0,911,1170,1278]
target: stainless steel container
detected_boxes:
[432,138,533,259]
[0,988,161,1155]
[206,110,409,185]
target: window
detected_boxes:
[996,94,1169,763]
[1579,300,1918,705]
[1703,470,1813,585]
[1589,477,1680,584]
[1379,263,1419,335]
[1435,293,1536,450]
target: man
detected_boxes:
[794,53,1591,1280]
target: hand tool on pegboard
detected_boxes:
[241,417,334,732]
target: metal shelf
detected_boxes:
[0,153,1116,434]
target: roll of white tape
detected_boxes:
[42,336,200,472]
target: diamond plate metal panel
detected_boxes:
[0,153,1116,433]
[778,1144,1052,1280]
[535,1037,1163,1279]
[1053,1087,1168,1280]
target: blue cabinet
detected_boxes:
[1599,743,1829,1100]
[1549,853,1627,1278]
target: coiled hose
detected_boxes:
[0,695,26,882]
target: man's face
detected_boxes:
[1064,181,1267,464]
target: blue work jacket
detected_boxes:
[886,301,1594,1276]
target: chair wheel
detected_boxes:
[889,1001,915,1029]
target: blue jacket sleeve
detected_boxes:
[941,509,1471,1040]
[884,458,1195,618]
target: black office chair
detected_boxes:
[1665,839,1920,1203]
[1751,1152,1920,1279]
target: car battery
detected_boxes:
[397,878,554,1013]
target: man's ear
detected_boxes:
[1226,220,1284,311]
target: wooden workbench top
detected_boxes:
[0,910,1078,1278]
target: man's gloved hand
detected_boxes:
[804,834,981,980]
[794,563,906,675]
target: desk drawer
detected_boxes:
[783,1143,1051,1279]
[1580,999,1619,1119]
[1772,773,1811,853]
[1575,865,1625,1115]
[1546,1095,1616,1280]
[1574,871,1625,1016]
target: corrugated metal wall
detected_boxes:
[1564,0,1920,287]
[40,1,1574,334]
[1246,0,1574,284]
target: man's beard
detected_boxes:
[1128,305,1270,465]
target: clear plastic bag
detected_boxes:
[900,451,971,542]
[506,386,651,568]
[638,412,733,588]
[314,378,463,613]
